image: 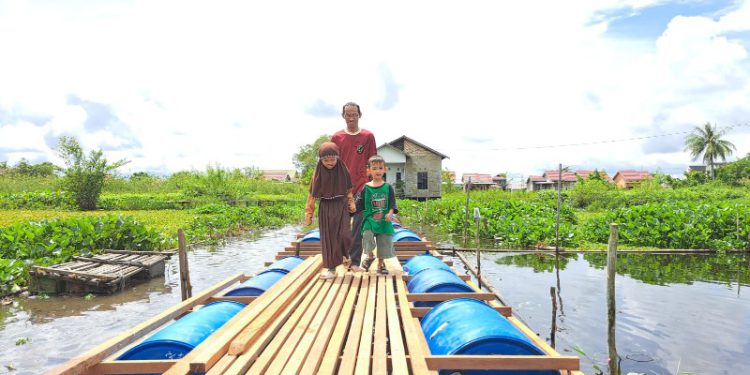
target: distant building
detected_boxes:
[378,135,448,200]
[492,175,508,190]
[461,173,495,190]
[526,169,610,191]
[261,169,296,182]
[612,170,651,189]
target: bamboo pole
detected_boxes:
[550,287,557,348]
[178,229,192,301]
[474,207,482,289]
[463,177,471,245]
[607,223,619,375]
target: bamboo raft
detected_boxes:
[49,233,582,375]
[30,250,172,295]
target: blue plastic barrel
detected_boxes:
[402,254,453,275]
[421,298,558,375]
[406,268,474,307]
[117,301,245,360]
[263,256,304,274]
[224,270,287,296]
[392,221,403,229]
[393,229,420,242]
[301,230,320,242]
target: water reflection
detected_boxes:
[0,226,299,374]
[484,251,750,375]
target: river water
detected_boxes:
[2,225,749,374]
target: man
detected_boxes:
[331,102,377,272]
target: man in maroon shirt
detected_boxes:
[331,102,377,272]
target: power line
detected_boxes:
[452,123,750,152]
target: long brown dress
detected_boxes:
[308,142,354,270]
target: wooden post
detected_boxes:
[178,229,192,301]
[474,207,482,289]
[550,287,557,348]
[295,240,301,257]
[463,177,471,245]
[555,163,561,255]
[607,223,619,375]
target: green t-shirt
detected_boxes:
[361,183,396,235]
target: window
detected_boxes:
[396,172,402,181]
[417,172,428,189]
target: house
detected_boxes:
[461,173,495,190]
[261,169,296,182]
[526,169,610,191]
[612,170,651,189]
[377,136,449,199]
[492,174,508,190]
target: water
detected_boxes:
[0,226,299,375]
[3,224,749,374]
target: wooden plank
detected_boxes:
[337,273,369,374]
[72,256,154,268]
[46,273,245,375]
[283,273,346,374]
[394,277,435,375]
[245,276,328,375]
[105,249,175,257]
[303,273,359,375]
[411,305,511,318]
[163,256,320,375]
[32,266,120,281]
[222,274,320,375]
[403,273,471,281]
[384,275,408,375]
[406,292,495,302]
[354,273,377,374]
[265,276,335,374]
[372,276,388,375]
[424,355,580,371]
[206,296,257,305]
[89,360,175,374]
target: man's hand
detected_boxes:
[385,212,392,222]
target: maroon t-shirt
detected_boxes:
[331,129,377,194]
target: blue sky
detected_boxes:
[0,0,749,182]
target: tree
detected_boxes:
[57,136,129,210]
[716,152,750,186]
[292,134,330,185]
[441,168,456,193]
[684,122,736,178]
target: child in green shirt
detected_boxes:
[358,155,398,274]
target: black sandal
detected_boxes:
[378,264,389,275]
[361,255,375,271]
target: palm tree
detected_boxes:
[684,122,736,178]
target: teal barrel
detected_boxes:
[301,229,320,242]
[393,228,420,242]
[117,301,245,360]
[406,268,474,307]
[264,256,304,274]
[421,298,558,375]
[224,269,286,296]
[402,253,453,275]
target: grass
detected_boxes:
[0,209,196,239]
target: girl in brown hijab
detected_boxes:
[304,142,357,279]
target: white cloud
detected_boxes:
[0,0,748,179]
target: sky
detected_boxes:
[1,0,749,184]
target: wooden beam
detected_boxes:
[46,273,245,375]
[406,292,496,302]
[384,275,409,375]
[411,305,511,318]
[105,249,175,257]
[424,355,580,371]
[394,276,435,374]
[89,360,175,374]
[71,256,155,268]
[32,266,120,281]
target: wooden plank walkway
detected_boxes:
[49,236,582,375]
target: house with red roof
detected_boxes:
[612,170,651,189]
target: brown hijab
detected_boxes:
[310,142,352,199]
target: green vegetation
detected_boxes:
[292,134,331,185]
[56,136,130,210]
[684,123,736,179]
[399,169,750,251]
[0,160,307,296]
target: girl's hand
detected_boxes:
[304,214,313,226]
[348,202,356,213]
[385,213,392,222]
